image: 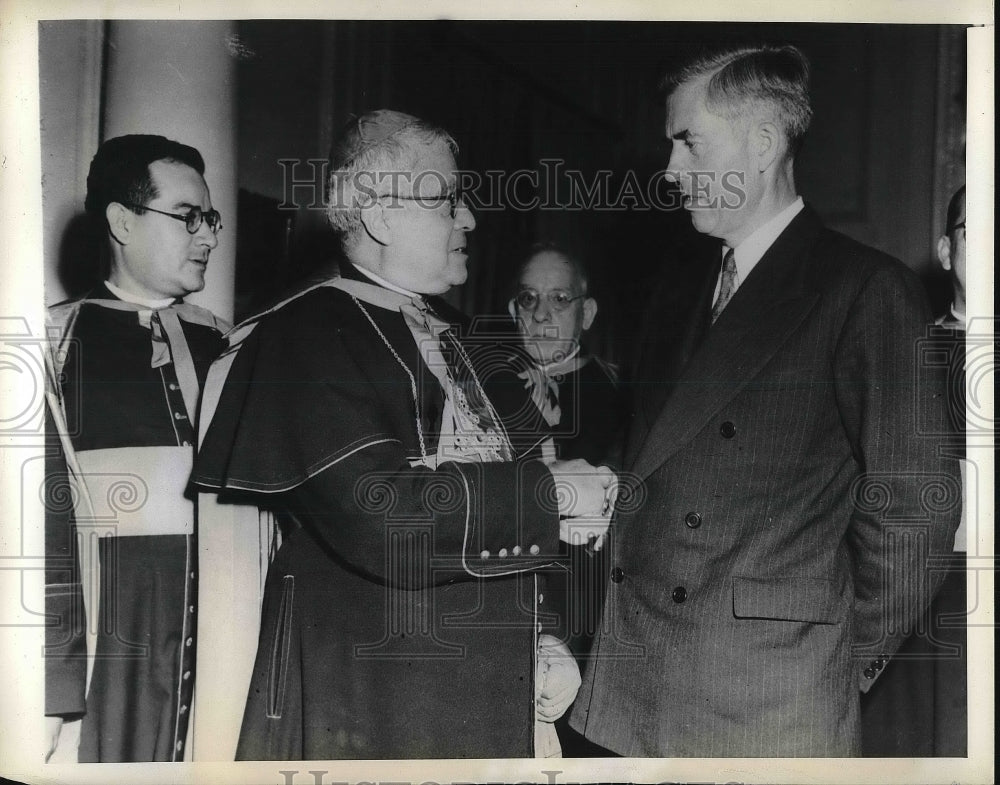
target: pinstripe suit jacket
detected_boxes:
[570,206,961,756]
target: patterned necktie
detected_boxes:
[711,247,739,324]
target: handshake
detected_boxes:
[547,458,618,551]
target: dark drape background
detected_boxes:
[232,20,966,373]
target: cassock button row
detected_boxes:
[512,545,522,556]
[480,550,490,559]
[176,740,183,752]
[498,548,508,558]
[179,704,188,714]
[183,671,191,680]
[672,586,687,603]
[189,605,195,613]
[720,421,737,439]
[538,593,544,604]
[529,544,540,555]
[610,567,625,583]
[169,383,179,391]
[684,512,702,529]
[185,637,193,647]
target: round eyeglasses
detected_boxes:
[124,203,223,235]
[514,289,586,312]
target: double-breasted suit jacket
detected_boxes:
[570,206,961,757]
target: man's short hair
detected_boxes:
[85,134,205,218]
[663,44,813,154]
[946,185,966,235]
[326,109,458,246]
[515,242,590,296]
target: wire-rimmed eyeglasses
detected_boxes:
[377,189,464,219]
[124,203,224,235]
[513,289,586,312]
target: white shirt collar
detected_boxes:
[728,197,805,284]
[949,303,966,326]
[104,279,177,309]
[354,265,419,298]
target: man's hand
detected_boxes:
[535,634,582,722]
[45,716,64,762]
[548,459,617,549]
[548,458,616,518]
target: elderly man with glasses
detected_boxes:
[45,134,228,762]
[510,243,630,756]
[192,110,615,760]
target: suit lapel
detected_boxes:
[630,208,824,480]
[626,235,721,467]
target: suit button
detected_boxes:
[864,667,877,679]
[684,512,702,529]
[672,586,687,603]
[720,421,736,438]
[479,550,490,559]
[610,567,625,583]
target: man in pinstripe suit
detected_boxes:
[569,45,961,756]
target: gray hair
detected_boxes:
[663,44,813,153]
[325,110,458,246]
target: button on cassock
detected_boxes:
[672,586,687,603]
[610,567,624,583]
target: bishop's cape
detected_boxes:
[192,266,567,759]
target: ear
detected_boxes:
[359,199,391,246]
[105,202,132,246]
[755,119,781,173]
[936,234,952,271]
[581,297,598,331]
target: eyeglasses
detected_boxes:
[124,203,223,235]
[378,189,463,219]
[514,289,586,312]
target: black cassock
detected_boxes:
[193,270,565,759]
[46,284,226,761]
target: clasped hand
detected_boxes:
[547,458,617,550]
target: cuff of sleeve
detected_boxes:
[450,459,561,575]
